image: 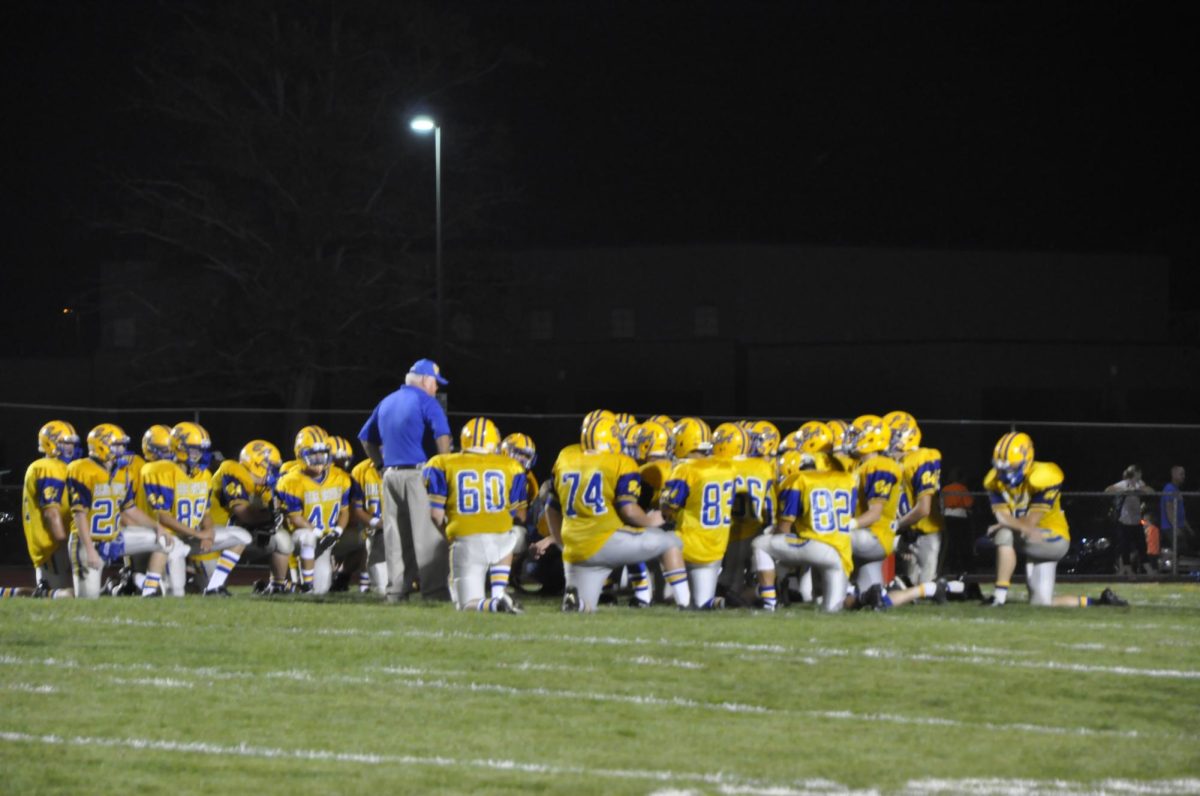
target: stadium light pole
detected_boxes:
[410,115,443,359]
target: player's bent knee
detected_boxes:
[228,527,252,547]
[992,528,1014,547]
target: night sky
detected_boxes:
[3,1,1198,326]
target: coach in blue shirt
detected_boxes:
[360,358,453,602]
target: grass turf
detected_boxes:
[2,583,1198,795]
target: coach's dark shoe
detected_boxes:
[561,587,580,613]
[1096,588,1129,607]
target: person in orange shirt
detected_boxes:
[940,467,976,573]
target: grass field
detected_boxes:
[2,583,1199,795]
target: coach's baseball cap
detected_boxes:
[409,358,448,385]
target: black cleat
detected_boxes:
[933,578,949,605]
[1096,588,1129,607]
[203,586,232,597]
[597,590,618,606]
[31,581,51,599]
[627,597,652,608]
[561,586,580,613]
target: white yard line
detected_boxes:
[6,652,1178,741]
[904,778,1200,795]
[0,729,841,792]
[2,730,1196,796]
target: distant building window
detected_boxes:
[530,309,553,341]
[610,307,636,339]
[451,312,474,342]
[112,318,136,348]
[694,305,718,337]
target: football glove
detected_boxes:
[314,530,342,558]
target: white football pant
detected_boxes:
[565,528,681,611]
[69,527,179,599]
[851,529,888,593]
[754,534,847,613]
[448,529,520,609]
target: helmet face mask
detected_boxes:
[240,440,282,488]
[142,425,172,462]
[292,426,330,475]
[87,423,130,469]
[171,422,213,473]
[993,432,1034,489]
[884,411,920,456]
[39,420,80,462]
[847,415,888,457]
[501,433,537,469]
[749,420,780,458]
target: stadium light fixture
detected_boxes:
[410,115,443,358]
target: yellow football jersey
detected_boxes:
[142,461,212,530]
[984,461,1070,541]
[22,456,70,566]
[276,467,351,535]
[730,456,776,542]
[350,459,383,521]
[776,469,857,575]
[833,452,857,473]
[663,457,738,565]
[517,471,538,514]
[898,447,945,535]
[116,454,146,527]
[638,458,672,512]
[424,452,527,540]
[281,459,303,476]
[209,459,272,528]
[66,457,134,542]
[856,454,903,554]
[551,446,642,564]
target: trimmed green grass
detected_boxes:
[2,584,1199,795]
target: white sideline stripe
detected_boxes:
[859,648,1200,680]
[0,729,838,792]
[906,778,1200,795]
[3,731,1196,796]
[2,653,1190,741]
[3,683,57,694]
[28,612,1200,673]
[630,656,706,670]
[110,677,194,689]
[6,628,1200,682]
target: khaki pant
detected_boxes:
[382,467,449,600]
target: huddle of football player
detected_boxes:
[11,412,1127,610]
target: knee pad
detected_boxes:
[293,529,317,550]
[228,527,253,547]
[991,527,1014,547]
[272,529,295,555]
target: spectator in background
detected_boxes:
[1105,465,1152,575]
[1160,466,1193,556]
[1142,509,1161,574]
[940,467,975,573]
